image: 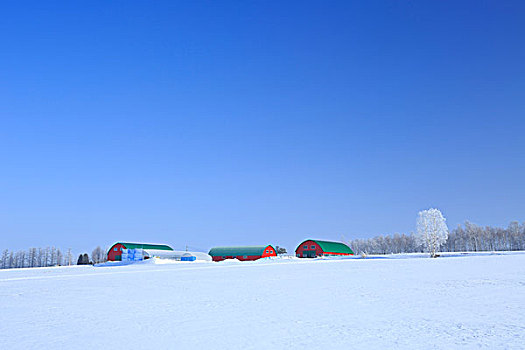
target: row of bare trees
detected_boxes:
[1,247,74,269]
[443,221,525,252]
[348,221,525,255]
[0,246,108,269]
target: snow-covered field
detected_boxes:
[1,253,524,349]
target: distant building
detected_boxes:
[208,245,277,262]
[295,239,354,258]
[140,250,212,261]
[107,242,173,261]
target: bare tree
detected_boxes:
[91,246,106,264]
[56,249,63,266]
[37,248,43,267]
[28,248,37,268]
[43,247,50,267]
[8,252,14,268]
[1,249,8,269]
[66,249,73,266]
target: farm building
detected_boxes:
[295,239,354,258]
[208,245,277,262]
[141,250,212,261]
[107,242,173,261]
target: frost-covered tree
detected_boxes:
[416,208,449,258]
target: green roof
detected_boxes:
[110,242,173,252]
[297,239,354,255]
[208,245,273,257]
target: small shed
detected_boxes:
[295,239,354,258]
[181,253,196,261]
[107,242,173,261]
[208,245,277,262]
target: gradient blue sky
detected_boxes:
[1,1,524,254]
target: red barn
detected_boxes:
[107,242,173,261]
[208,245,277,262]
[295,239,354,258]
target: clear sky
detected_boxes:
[1,1,524,255]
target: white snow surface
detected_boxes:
[1,253,525,349]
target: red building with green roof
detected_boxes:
[295,239,354,258]
[208,245,277,262]
[107,242,173,261]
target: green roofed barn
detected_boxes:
[107,242,173,261]
[295,239,354,258]
[208,245,277,261]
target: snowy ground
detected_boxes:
[1,253,524,349]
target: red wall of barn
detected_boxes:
[261,245,276,258]
[212,255,261,262]
[212,245,277,262]
[295,240,323,257]
[107,243,126,261]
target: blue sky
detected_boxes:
[1,1,524,254]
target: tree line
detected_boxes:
[0,246,107,269]
[1,247,73,269]
[2,220,524,268]
[347,220,525,255]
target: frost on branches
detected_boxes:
[416,208,449,258]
